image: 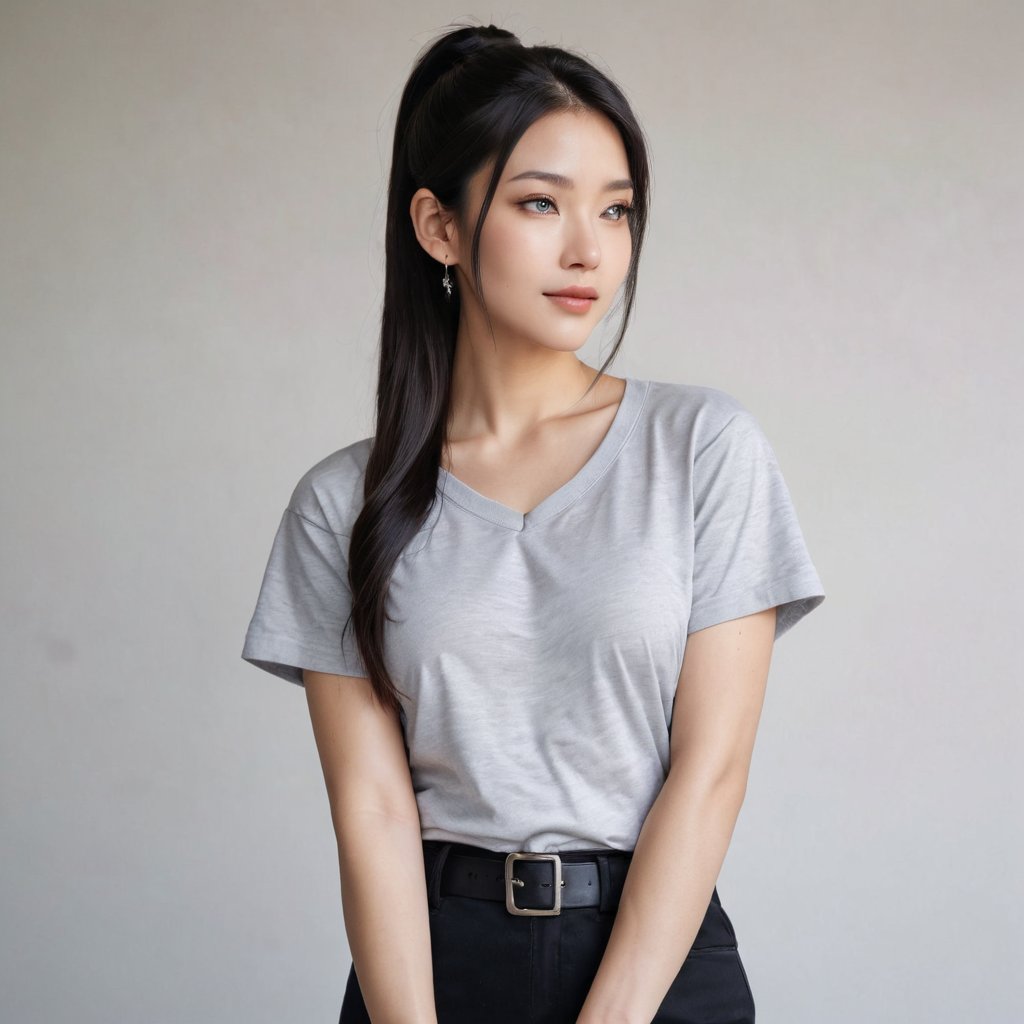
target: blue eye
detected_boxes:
[518,195,634,220]
[520,197,556,214]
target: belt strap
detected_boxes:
[439,849,632,913]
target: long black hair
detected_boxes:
[346,20,652,714]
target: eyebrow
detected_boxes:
[505,170,634,191]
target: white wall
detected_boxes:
[2,2,1021,1021]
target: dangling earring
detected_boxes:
[442,254,453,300]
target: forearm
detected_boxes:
[576,770,747,1024]
[336,811,437,1024]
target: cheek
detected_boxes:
[608,232,633,284]
[480,218,548,286]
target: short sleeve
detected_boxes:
[241,506,369,686]
[688,409,825,640]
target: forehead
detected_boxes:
[475,109,631,194]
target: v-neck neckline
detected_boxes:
[435,376,648,533]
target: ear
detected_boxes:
[409,188,463,269]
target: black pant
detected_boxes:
[340,839,755,1024]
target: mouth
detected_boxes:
[543,287,598,314]
[544,293,597,313]
[544,287,598,300]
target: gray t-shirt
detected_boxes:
[241,377,825,853]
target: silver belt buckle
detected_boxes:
[505,852,562,916]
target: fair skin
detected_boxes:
[305,107,776,1024]
[408,106,635,507]
[304,669,435,1024]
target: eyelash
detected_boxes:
[517,195,634,221]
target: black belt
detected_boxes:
[426,841,633,917]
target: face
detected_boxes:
[452,108,634,355]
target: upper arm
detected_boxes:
[303,669,421,832]
[669,606,776,789]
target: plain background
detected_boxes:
[2,2,1021,1022]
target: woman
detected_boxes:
[242,22,825,1024]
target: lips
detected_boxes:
[544,286,598,299]
[545,292,596,314]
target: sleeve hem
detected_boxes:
[687,569,825,640]
[241,636,370,687]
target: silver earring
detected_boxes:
[442,255,453,299]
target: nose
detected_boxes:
[561,213,601,271]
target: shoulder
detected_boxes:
[640,377,762,451]
[286,435,373,537]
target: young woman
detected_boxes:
[242,22,825,1024]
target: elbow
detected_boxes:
[667,759,750,808]
[329,791,423,844]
